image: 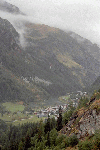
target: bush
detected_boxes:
[78,140,93,150]
[93,131,100,149]
[68,134,79,147]
[60,142,66,149]
[78,97,89,109]
[63,104,75,125]
[64,137,70,147]
[55,134,66,146]
[53,145,63,150]
[50,128,58,146]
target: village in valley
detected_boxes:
[0,91,87,125]
[31,91,87,119]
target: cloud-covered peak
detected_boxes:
[0,0,24,15]
[2,0,100,46]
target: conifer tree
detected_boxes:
[37,120,44,141]
[44,115,51,134]
[46,131,50,147]
[56,106,63,131]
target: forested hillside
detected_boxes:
[1,14,100,103]
[1,0,100,104]
[87,76,100,96]
[0,17,49,103]
[24,22,100,89]
[0,90,100,149]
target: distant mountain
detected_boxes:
[0,0,24,15]
[23,23,100,88]
[87,76,100,95]
[68,31,100,62]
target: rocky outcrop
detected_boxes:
[64,99,100,139]
[77,109,100,138]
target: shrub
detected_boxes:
[50,128,58,146]
[55,134,66,146]
[68,134,79,147]
[78,97,89,109]
[78,140,93,150]
[93,131,100,149]
[53,145,63,150]
[60,142,66,149]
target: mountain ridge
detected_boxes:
[0,0,24,15]
[0,3,100,103]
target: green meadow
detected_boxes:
[12,115,45,126]
[2,102,25,113]
[1,102,46,126]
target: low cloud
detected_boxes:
[0,10,28,48]
[1,0,100,46]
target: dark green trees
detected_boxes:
[56,106,63,131]
[44,115,51,134]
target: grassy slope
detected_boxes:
[24,23,100,90]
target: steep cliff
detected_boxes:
[62,92,100,139]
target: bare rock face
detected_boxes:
[77,109,100,138]
[63,99,100,139]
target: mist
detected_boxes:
[1,0,100,46]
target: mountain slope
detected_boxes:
[1,3,100,103]
[69,31,100,62]
[24,22,100,88]
[87,76,100,95]
[0,18,49,103]
[62,91,100,139]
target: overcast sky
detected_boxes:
[3,0,100,46]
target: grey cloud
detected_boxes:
[2,0,100,46]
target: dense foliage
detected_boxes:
[0,91,100,149]
[0,118,79,150]
[78,130,100,150]
[77,97,89,109]
[0,107,100,150]
[63,103,75,124]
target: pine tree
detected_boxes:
[46,131,50,147]
[44,115,51,134]
[37,120,44,141]
[56,106,63,131]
